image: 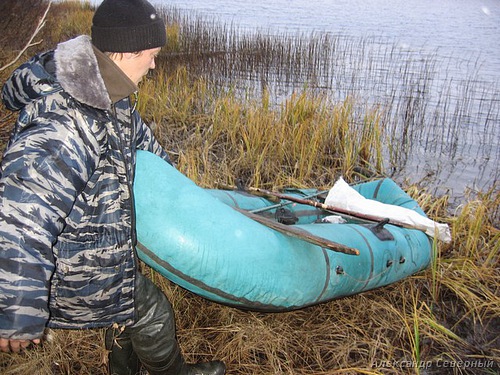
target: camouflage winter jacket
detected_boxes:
[0,36,170,340]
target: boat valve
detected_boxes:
[336,266,344,275]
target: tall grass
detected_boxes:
[138,66,385,188]
[0,1,498,374]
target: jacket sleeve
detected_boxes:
[134,112,173,165]
[0,109,96,340]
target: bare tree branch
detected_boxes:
[0,1,51,72]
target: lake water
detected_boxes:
[151,0,500,83]
[90,0,500,202]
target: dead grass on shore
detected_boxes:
[0,1,498,374]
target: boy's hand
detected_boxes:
[0,338,41,353]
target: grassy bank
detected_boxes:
[0,1,498,374]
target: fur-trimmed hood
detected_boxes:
[2,36,112,111]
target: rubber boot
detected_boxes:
[143,348,226,375]
[107,273,225,375]
[183,361,226,375]
[105,326,141,375]
[129,293,226,375]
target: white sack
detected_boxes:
[325,178,451,243]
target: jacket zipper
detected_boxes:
[111,103,137,247]
[109,96,140,325]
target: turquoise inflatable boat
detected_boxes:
[134,151,433,312]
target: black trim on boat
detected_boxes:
[137,241,303,312]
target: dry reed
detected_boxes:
[0,1,498,374]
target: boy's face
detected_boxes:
[113,47,161,86]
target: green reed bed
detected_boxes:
[138,68,385,189]
[0,1,499,374]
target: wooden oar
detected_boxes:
[250,190,329,214]
[246,187,429,232]
[235,207,359,256]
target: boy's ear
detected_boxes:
[123,52,136,60]
[124,51,144,60]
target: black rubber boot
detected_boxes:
[105,326,141,375]
[183,361,226,375]
[107,273,225,375]
[144,348,226,375]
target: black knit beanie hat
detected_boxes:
[91,0,166,52]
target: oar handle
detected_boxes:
[249,190,329,214]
